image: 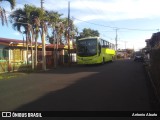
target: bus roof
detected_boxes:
[78,37,100,41]
[78,37,114,45]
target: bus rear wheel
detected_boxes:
[111,56,113,62]
[102,57,105,64]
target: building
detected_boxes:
[144,32,160,62]
[144,32,160,101]
[0,37,76,73]
[146,32,160,49]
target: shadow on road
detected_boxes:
[11,60,158,112]
[34,61,113,74]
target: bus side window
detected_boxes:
[113,44,115,50]
[100,39,103,46]
[109,43,111,48]
[102,40,105,47]
[104,41,107,48]
[106,42,109,48]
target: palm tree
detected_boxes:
[10,4,42,69]
[30,8,43,69]
[46,15,78,66]
[31,7,48,70]
[45,11,65,68]
[10,8,30,65]
[32,16,40,68]
[0,0,16,26]
[61,18,78,45]
[61,18,78,64]
[46,11,61,42]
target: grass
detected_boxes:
[0,72,25,80]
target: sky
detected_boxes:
[0,0,160,51]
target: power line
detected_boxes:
[16,0,36,6]
[73,17,157,32]
[3,6,159,32]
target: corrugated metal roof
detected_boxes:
[0,37,23,44]
[0,37,76,50]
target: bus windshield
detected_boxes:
[77,39,97,57]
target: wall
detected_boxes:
[150,49,160,100]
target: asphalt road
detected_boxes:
[0,59,157,111]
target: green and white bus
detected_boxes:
[76,37,115,64]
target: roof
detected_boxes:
[0,37,24,46]
[149,32,160,48]
[78,37,115,45]
[0,37,75,50]
[145,39,150,42]
[0,37,42,45]
[0,37,23,43]
[78,37,100,41]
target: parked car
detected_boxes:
[134,52,144,62]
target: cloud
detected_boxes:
[13,0,160,23]
[42,0,160,23]
[3,0,156,50]
[43,0,68,11]
[4,0,157,23]
[13,32,21,36]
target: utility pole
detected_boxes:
[67,1,71,65]
[115,28,118,59]
[41,0,46,70]
[31,25,35,70]
[53,28,57,69]
[124,41,127,59]
[41,0,44,9]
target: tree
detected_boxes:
[45,11,66,68]
[10,4,43,69]
[10,7,30,65]
[46,12,78,67]
[78,28,100,39]
[0,0,16,26]
[46,10,63,44]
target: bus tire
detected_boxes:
[102,57,105,64]
[111,56,113,62]
[111,56,115,62]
